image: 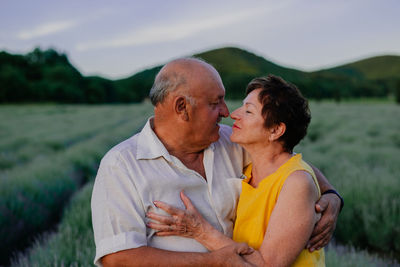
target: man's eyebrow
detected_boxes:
[211,96,224,101]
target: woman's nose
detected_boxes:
[230,108,240,120]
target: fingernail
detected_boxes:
[153,201,159,206]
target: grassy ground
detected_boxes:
[0,103,153,264]
[299,101,400,256]
[4,101,400,265]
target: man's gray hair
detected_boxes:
[149,57,210,106]
[149,71,186,106]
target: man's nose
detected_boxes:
[219,101,229,118]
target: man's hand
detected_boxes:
[210,243,255,267]
[307,193,341,251]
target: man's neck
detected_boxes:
[151,117,207,179]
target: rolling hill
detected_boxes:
[1,47,399,103]
[320,55,400,80]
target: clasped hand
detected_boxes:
[146,190,207,239]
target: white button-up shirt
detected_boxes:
[91,118,249,266]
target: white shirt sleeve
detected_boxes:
[91,152,147,266]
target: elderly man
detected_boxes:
[91,58,342,266]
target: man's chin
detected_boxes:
[210,125,220,142]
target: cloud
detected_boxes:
[75,4,286,52]
[17,20,79,40]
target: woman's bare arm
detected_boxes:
[256,170,321,266]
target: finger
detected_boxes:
[315,212,322,222]
[315,203,323,213]
[153,201,182,215]
[315,195,329,213]
[307,224,331,249]
[310,223,330,243]
[147,221,174,232]
[180,191,195,211]
[308,232,332,252]
[310,216,330,237]
[241,246,255,256]
[146,212,174,224]
[155,231,178,236]
[236,243,254,255]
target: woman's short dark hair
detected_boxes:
[246,75,311,153]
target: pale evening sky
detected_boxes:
[1,0,399,79]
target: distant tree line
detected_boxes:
[215,72,396,102]
[0,48,399,103]
[0,48,155,103]
[293,74,396,102]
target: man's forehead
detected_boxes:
[193,84,225,99]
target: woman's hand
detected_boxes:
[146,190,210,239]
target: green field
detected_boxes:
[0,103,153,265]
[1,101,399,266]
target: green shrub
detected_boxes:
[0,103,153,264]
[325,243,398,267]
[11,182,95,267]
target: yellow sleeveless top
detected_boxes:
[233,154,325,266]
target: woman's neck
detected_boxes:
[244,143,292,188]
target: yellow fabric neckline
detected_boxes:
[242,154,302,189]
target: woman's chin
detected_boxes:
[229,133,240,144]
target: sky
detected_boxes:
[1,0,400,79]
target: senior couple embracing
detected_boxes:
[92,58,343,266]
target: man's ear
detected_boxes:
[174,96,189,121]
[268,122,286,141]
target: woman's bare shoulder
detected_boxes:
[282,170,319,200]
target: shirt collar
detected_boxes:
[136,117,216,161]
[136,117,173,161]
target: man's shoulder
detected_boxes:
[216,124,235,147]
[101,133,139,166]
[218,124,233,142]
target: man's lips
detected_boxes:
[233,123,240,129]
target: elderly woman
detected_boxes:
[148,75,325,266]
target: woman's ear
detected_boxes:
[269,122,286,141]
[174,96,189,121]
